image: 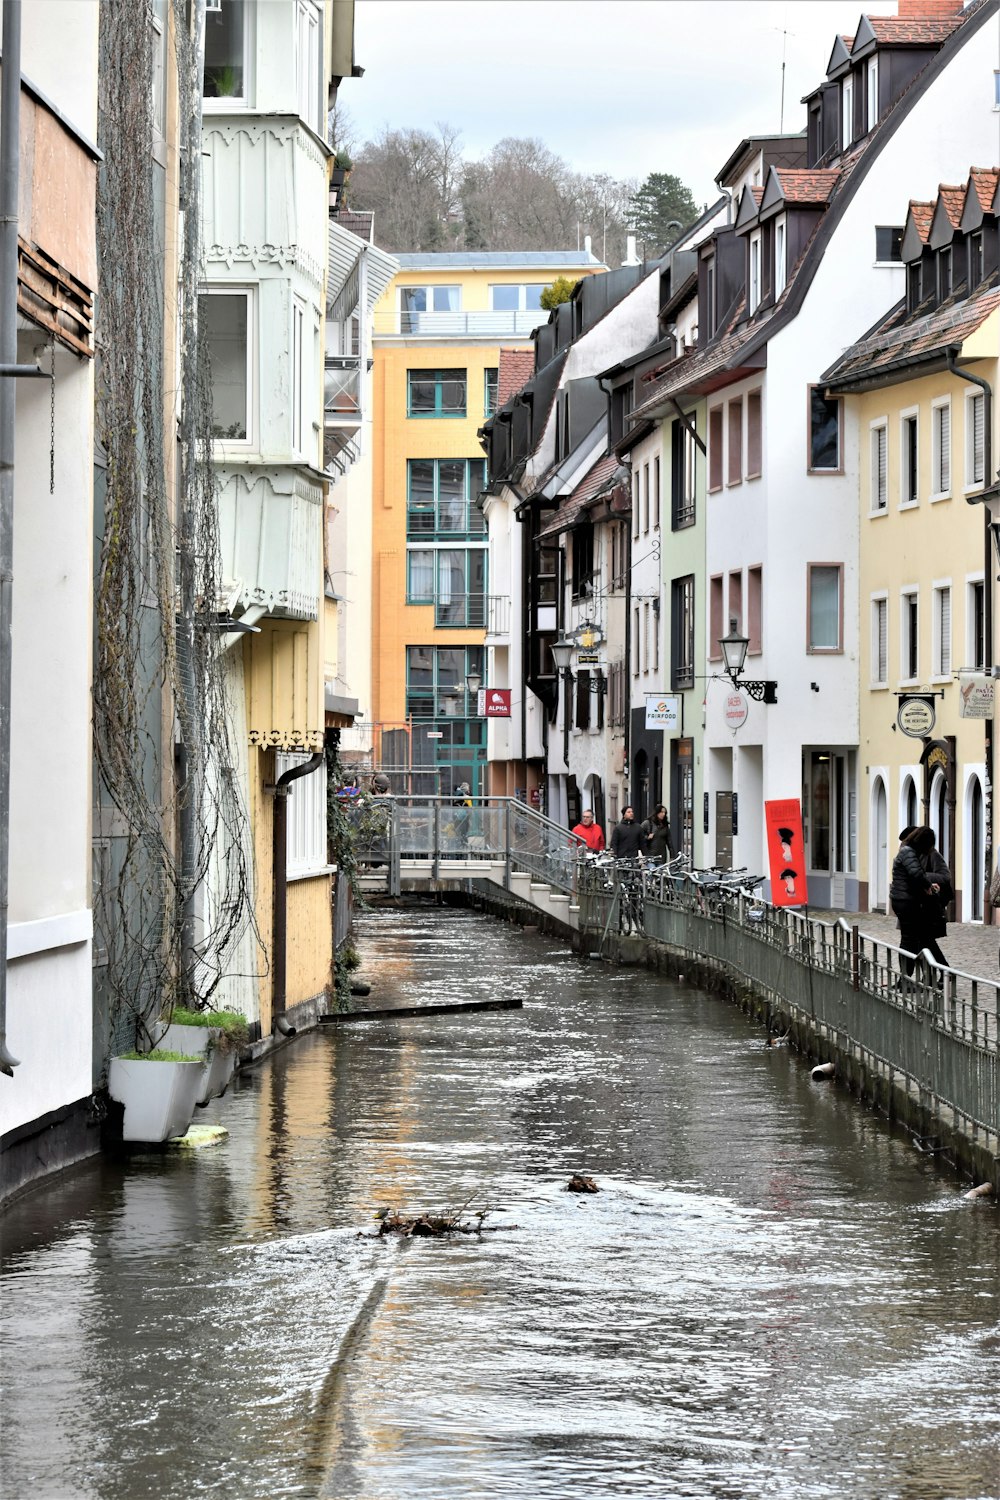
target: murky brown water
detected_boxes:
[2,903,999,1500]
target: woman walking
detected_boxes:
[889,825,951,979]
[641,804,675,863]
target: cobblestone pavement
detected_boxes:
[813,906,1000,987]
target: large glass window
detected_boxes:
[407,368,467,417]
[405,645,485,720]
[809,389,841,472]
[400,288,460,333]
[489,284,546,311]
[295,0,322,134]
[203,0,246,101]
[201,290,250,441]
[671,574,695,690]
[406,459,485,538]
[808,564,842,652]
[406,548,487,626]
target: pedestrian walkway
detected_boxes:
[814,907,999,986]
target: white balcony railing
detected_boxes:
[373,309,548,340]
[485,594,512,637]
[324,357,361,419]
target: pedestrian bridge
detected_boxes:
[352,796,583,929]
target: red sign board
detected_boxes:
[765,799,808,907]
[482,688,512,718]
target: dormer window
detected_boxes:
[842,73,854,150]
[748,231,761,314]
[937,247,953,302]
[704,254,716,338]
[865,56,879,133]
[774,216,787,298]
[969,231,984,288]
[907,261,922,312]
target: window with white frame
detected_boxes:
[291,297,306,455]
[968,577,985,671]
[774,216,787,298]
[201,289,252,442]
[866,55,879,132]
[931,398,951,497]
[966,390,985,489]
[151,0,167,136]
[276,752,328,878]
[399,286,461,333]
[900,410,918,506]
[841,73,854,150]
[870,420,887,512]
[901,589,919,681]
[808,564,842,653]
[933,583,952,678]
[871,595,888,685]
[749,231,762,313]
[489,284,547,311]
[203,0,250,103]
[296,1,323,134]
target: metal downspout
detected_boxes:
[270,751,324,1035]
[0,0,22,1076]
[946,350,994,920]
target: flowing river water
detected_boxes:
[2,902,999,1500]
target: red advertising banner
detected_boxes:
[482,688,511,718]
[764,799,808,907]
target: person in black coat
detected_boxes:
[610,806,644,860]
[641,804,675,862]
[890,825,950,977]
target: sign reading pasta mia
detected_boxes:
[959,673,995,719]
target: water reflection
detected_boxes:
[1,903,998,1500]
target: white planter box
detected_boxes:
[107,1057,203,1143]
[157,1023,237,1106]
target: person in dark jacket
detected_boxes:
[610,806,644,860]
[641,804,675,862]
[890,825,950,977]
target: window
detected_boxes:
[295,0,322,133]
[406,549,435,603]
[966,390,985,488]
[151,0,167,136]
[406,459,486,538]
[808,565,842,653]
[933,584,952,678]
[407,368,467,417]
[871,595,888,685]
[931,399,951,496]
[870,420,887,513]
[774,217,787,298]
[489,284,546,311]
[671,420,696,528]
[610,521,628,590]
[728,570,743,632]
[747,565,762,654]
[969,232,984,288]
[937,247,953,302]
[406,549,487,625]
[727,398,743,485]
[875,226,903,262]
[907,260,923,312]
[968,578,985,671]
[708,407,723,491]
[484,368,498,418]
[901,590,919,681]
[203,0,247,101]
[808,389,841,472]
[572,524,595,599]
[632,470,640,539]
[642,462,650,533]
[671,575,695,689]
[747,390,762,478]
[704,254,716,338]
[709,576,724,661]
[405,645,484,721]
[400,288,461,333]
[842,73,854,150]
[642,601,650,674]
[201,289,251,441]
[866,55,879,132]
[653,455,661,529]
[291,297,306,455]
[275,752,327,878]
[900,411,918,506]
[632,606,640,676]
[748,231,762,313]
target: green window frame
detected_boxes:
[407,368,467,418]
[407,459,486,540]
[405,645,485,721]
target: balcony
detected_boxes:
[485,594,512,639]
[325,356,361,421]
[373,309,549,340]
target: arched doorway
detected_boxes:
[870,777,888,911]
[967,774,984,921]
[929,768,949,855]
[900,773,918,834]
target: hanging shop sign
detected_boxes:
[478,688,512,718]
[959,673,995,719]
[897,695,936,738]
[724,690,749,731]
[644,694,681,732]
[765,798,808,908]
[573,620,606,650]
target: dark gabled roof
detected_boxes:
[961,167,1000,230]
[822,275,1000,392]
[630,305,766,417]
[826,33,853,77]
[536,453,624,539]
[856,14,961,51]
[497,348,535,408]
[714,134,806,191]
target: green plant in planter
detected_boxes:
[334,148,353,173]
[119,1049,197,1063]
[205,64,242,98]
[167,1006,250,1055]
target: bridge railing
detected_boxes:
[388,796,583,894]
[578,866,999,1146]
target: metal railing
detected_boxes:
[578,866,999,1145]
[374,309,549,339]
[485,594,512,636]
[324,357,361,416]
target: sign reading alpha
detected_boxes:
[477,688,512,718]
[897,695,936,738]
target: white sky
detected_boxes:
[347,0,893,205]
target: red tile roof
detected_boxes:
[497,348,535,408]
[968,168,1000,211]
[937,185,966,227]
[772,168,841,205]
[749,186,764,205]
[907,201,934,242]
[823,281,1000,389]
[537,453,624,539]
[865,16,961,45]
[332,209,374,242]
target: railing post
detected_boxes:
[851,924,859,991]
[390,801,400,897]
[504,798,512,891]
[432,800,440,881]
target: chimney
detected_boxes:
[622,232,640,267]
[584,234,592,257]
[896,0,964,16]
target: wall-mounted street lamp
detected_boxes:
[551,634,608,769]
[718,617,778,704]
[465,667,482,695]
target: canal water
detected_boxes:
[2,903,999,1500]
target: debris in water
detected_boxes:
[371,1199,509,1237]
[567,1173,599,1193]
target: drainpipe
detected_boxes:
[0,0,22,1076]
[269,751,324,1035]
[947,349,994,920]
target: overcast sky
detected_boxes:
[346,0,885,205]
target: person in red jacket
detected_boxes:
[571,808,605,852]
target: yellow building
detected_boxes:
[369,252,602,796]
[825,172,999,921]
